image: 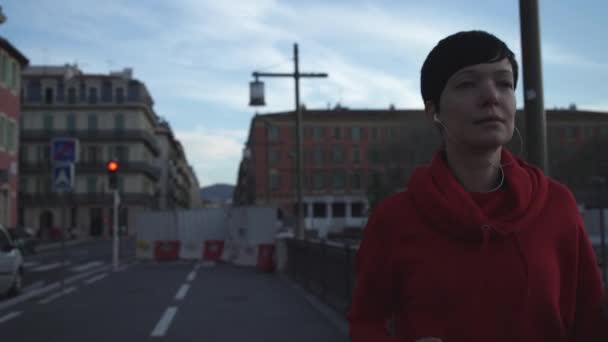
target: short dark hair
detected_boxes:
[420,30,518,112]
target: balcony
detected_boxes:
[21,161,161,180]
[19,192,158,207]
[21,129,160,156]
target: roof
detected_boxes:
[0,36,29,66]
[252,108,608,124]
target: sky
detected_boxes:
[1,0,607,187]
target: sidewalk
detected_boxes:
[35,237,94,253]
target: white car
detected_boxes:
[0,225,23,297]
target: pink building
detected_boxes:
[0,37,28,228]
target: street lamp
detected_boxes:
[249,43,328,239]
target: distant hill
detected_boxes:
[200,184,235,202]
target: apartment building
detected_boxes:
[19,65,162,237]
[0,37,28,228]
[155,120,201,209]
[234,107,608,237]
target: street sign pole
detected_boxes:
[113,189,120,271]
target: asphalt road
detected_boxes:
[0,243,348,342]
[19,238,135,290]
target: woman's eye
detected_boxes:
[498,80,514,88]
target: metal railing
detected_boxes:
[286,238,357,316]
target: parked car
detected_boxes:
[0,224,24,297]
[8,226,38,255]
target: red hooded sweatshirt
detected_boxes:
[348,148,608,341]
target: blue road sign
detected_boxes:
[51,138,78,163]
[53,163,74,193]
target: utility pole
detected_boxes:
[249,43,328,239]
[519,0,548,174]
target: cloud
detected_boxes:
[173,126,248,186]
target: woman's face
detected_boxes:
[434,58,516,152]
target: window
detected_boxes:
[601,127,608,137]
[351,173,362,190]
[565,127,577,139]
[43,115,54,131]
[19,177,28,193]
[270,171,280,191]
[313,173,325,190]
[44,88,54,104]
[390,127,399,141]
[20,145,28,163]
[114,145,129,161]
[312,127,325,141]
[87,114,98,131]
[114,113,125,130]
[268,149,280,164]
[584,127,594,138]
[312,147,324,165]
[7,120,15,151]
[115,88,125,104]
[267,126,280,142]
[37,145,50,163]
[67,87,77,104]
[26,80,42,103]
[352,148,361,164]
[333,170,346,189]
[0,53,6,85]
[101,80,113,102]
[333,127,342,140]
[67,114,76,131]
[0,115,4,149]
[10,60,17,89]
[350,127,361,141]
[313,202,327,218]
[351,202,365,217]
[57,80,65,102]
[127,81,139,101]
[369,148,381,164]
[332,145,344,163]
[87,176,97,193]
[79,81,87,102]
[87,146,100,162]
[88,88,98,104]
[3,56,10,87]
[332,202,346,218]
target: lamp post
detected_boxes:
[249,43,328,239]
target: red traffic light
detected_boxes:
[107,160,119,172]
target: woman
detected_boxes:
[347,30,608,341]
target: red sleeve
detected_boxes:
[347,206,400,342]
[571,223,608,341]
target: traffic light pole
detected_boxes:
[113,189,120,271]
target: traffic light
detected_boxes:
[107,160,119,190]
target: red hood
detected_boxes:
[408,148,549,242]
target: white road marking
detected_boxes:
[38,286,77,305]
[0,265,110,312]
[70,261,103,273]
[151,307,178,337]
[84,273,108,285]
[23,281,45,293]
[23,261,40,268]
[175,284,190,301]
[187,271,196,282]
[0,311,22,324]
[30,262,72,272]
[0,283,60,312]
